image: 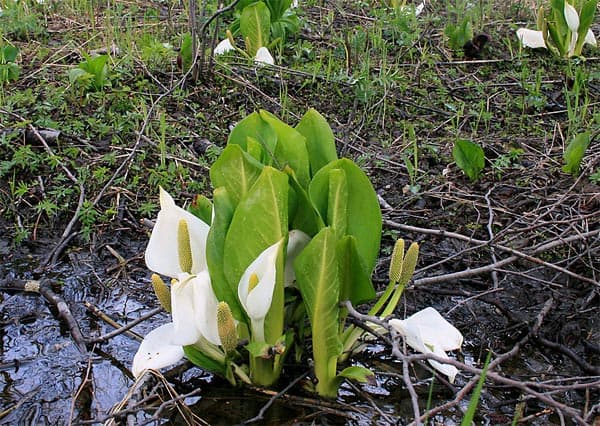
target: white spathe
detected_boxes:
[284,230,311,287]
[563,2,580,33]
[584,29,597,46]
[516,28,547,49]
[254,47,275,65]
[132,271,222,377]
[214,38,235,55]
[132,323,185,378]
[389,307,463,383]
[238,239,282,341]
[145,187,210,278]
[171,271,221,347]
[191,271,222,346]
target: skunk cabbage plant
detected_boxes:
[517,0,597,57]
[132,108,463,396]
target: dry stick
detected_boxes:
[0,278,87,353]
[68,350,94,424]
[385,220,600,287]
[484,188,500,288]
[85,304,162,344]
[242,370,309,425]
[342,302,422,423]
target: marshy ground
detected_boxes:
[0,0,599,424]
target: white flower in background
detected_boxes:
[254,47,275,65]
[516,28,547,49]
[145,187,210,278]
[516,2,597,57]
[284,230,311,287]
[214,38,235,56]
[238,239,283,342]
[132,271,221,378]
[389,307,463,383]
[291,0,298,8]
[414,2,425,16]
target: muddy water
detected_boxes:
[0,248,587,425]
[0,252,460,424]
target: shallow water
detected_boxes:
[0,249,594,425]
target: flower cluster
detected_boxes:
[132,188,308,378]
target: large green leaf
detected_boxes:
[206,187,245,321]
[294,227,343,397]
[337,235,375,305]
[240,2,271,55]
[295,108,338,177]
[259,110,311,189]
[327,168,348,238]
[227,111,278,160]
[210,144,264,207]
[309,158,382,275]
[223,166,288,343]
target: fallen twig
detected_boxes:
[0,277,87,353]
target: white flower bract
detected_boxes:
[389,307,463,383]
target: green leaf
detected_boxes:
[228,111,278,161]
[575,0,598,54]
[453,139,485,181]
[240,1,271,55]
[210,144,264,207]
[337,235,375,305]
[265,0,293,22]
[562,132,591,176]
[181,33,193,72]
[327,168,348,238]
[338,365,376,385]
[295,108,338,176]
[270,12,300,44]
[183,345,226,375]
[189,194,212,225]
[246,341,272,358]
[309,158,382,275]
[80,54,109,90]
[68,68,90,85]
[259,110,311,189]
[461,351,492,425]
[1,46,19,63]
[285,167,324,236]
[294,227,343,397]
[206,188,245,321]
[223,166,288,343]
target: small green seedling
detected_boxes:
[453,139,485,181]
[562,132,590,176]
[68,53,110,92]
[445,17,473,51]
